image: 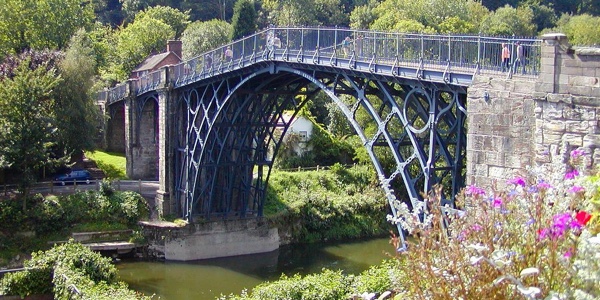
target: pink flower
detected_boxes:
[570,149,585,159]
[537,181,553,190]
[507,177,526,187]
[492,197,503,208]
[471,224,482,231]
[568,185,585,194]
[465,185,486,196]
[565,170,579,180]
[564,249,573,259]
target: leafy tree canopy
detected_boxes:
[231,0,258,40]
[479,5,536,36]
[181,20,232,59]
[0,0,94,57]
[553,14,600,46]
[134,5,191,38]
[370,0,488,34]
[0,57,62,199]
[109,16,175,80]
[54,29,100,155]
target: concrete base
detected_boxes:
[141,218,279,261]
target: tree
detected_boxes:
[523,2,558,33]
[0,0,95,56]
[231,0,258,40]
[181,20,232,59]
[109,16,175,80]
[554,14,600,46]
[0,59,62,205]
[349,0,378,29]
[135,5,191,38]
[313,0,350,27]
[368,0,487,34]
[479,5,536,36]
[54,29,101,156]
[92,0,126,27]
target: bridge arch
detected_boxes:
[173,62,467,242]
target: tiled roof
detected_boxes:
[132,52,171,72]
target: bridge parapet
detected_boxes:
[99,27,542,104]
[467,33,600,190]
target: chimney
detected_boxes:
[167,40,183,59]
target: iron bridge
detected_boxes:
[99,27,541,246]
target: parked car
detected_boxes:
[54,170,93,185]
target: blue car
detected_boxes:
[54,170,93,185]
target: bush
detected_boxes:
[0,198,27,235]
[386,149,600,299]
[264,165,390,243]
[0,241,148,299]
[219,263,397,300]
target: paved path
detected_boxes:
[26,180,159,199]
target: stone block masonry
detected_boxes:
[467,76,537,189]
[467,33,600,191]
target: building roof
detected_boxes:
[132,52,173,73]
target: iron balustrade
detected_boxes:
[103,82,128,105]
[100,27,541,103]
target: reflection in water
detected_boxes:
[118,237,393,300]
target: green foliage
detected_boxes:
[135,5,191,38]
[554,14,600,46]
[0,199,27,235]
[479,5,536,36]
[0,241,148,299]
[370,0,487,34]
[28,189,148,235]
[0,58,62,199]
[85,150,127,179]
[0,0,95,56]
[231,0,258,40]
[274,112,355,169]
[264,165,387,243]
[54,29,101,154]
[110,16,175,80]
[349,0,378,29]
[181,19,233,59]
[220,262,397,299]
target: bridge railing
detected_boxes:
[102,27,541,102]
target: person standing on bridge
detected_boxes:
[514,42,525,74]
[224,46,233,63]
[342,36,352,57]
[501,43,511,72]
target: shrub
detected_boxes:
[264,166,390,243]
[0,241,148,299]
[386,148,600,299]
[0,198,27,235]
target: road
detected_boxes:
[27,180,159,200]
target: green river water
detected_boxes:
[117,237,392,300]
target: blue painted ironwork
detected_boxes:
[100,27,541,247]
[102,27,541,104]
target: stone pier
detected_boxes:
[467,33,600,189]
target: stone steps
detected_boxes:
[49,229,139,255]
[82,157,105,180]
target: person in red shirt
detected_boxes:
[501,43,511,72]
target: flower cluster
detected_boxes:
[387,148,600,299]
[538,211,592,240]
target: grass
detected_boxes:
[84,150,127,179]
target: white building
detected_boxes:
[278,113,314,155]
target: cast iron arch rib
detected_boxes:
[174,62,467,246]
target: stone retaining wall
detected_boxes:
[467,33,600,190]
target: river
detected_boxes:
[117,237,393,299]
